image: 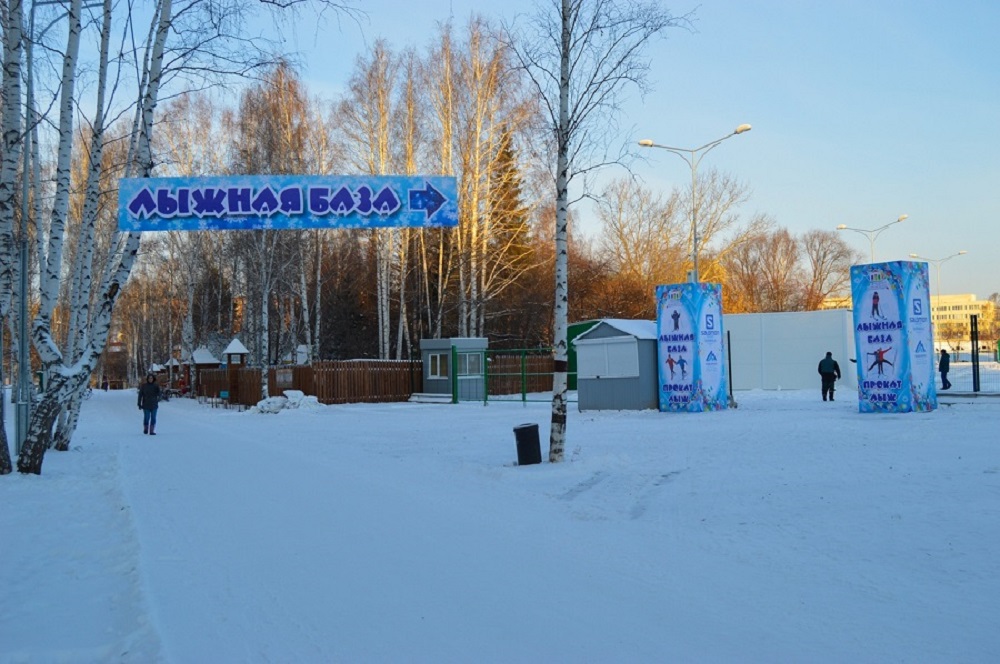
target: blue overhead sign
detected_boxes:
[118,175,459,231]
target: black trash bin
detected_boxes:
[513,423,542,466]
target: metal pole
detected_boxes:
[16,2,40,456]
[971,315,980,392]
[638,126,750,284]
[690,151,698,282]
[935,262,942,306]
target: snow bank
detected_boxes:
[251,390,323,413]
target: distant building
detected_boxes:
[819,295,852,310]
[930,294,996,350]
[822,293,997,350]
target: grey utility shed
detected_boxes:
[419,337,488,402]
[573,319,658,411]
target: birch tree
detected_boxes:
[7,0,357,475]
[16,0,174,474]
[0,0,25,474]
[453,18,536,338]
[156,92,229,375]
[505,0,686,462]
[421,25,458,340]
[227,62,309,392]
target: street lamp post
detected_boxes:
[908,250,968,317]
[835,214,908,263]
[16,0,77,455]
[638,124,752,282]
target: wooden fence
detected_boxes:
[307,360,422,404]
[197,355,553,407]
[200,360,421,407]
[486,353,554,395]
[199,369,229,401]
[199,367,262,407]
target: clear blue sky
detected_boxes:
[284,0,1000,297]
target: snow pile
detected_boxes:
[251,396,288,413]
[251,390,323,413]
[282,389,323,409]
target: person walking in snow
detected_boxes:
[138,373,161,435]
[939,349,952,390]
[818,351,841,401]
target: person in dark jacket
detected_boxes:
[138,373,161,435]
[818,351,841,401]
[939,349,952,390]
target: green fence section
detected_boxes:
[446,347,577,404]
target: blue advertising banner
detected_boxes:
[118,175,459,231]
[656,282,729,412]
[850,261,937,413]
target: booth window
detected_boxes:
[429,353,449,379]
[457,352,482,376]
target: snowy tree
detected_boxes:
[4,0,359,475]
[504,0,687,462]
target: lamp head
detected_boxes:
[908,253,920,258]
[734,124,752,134]
[638,139,654,147]
[958,250,968,255]
[897,214,908,222]
[836,224,847,230]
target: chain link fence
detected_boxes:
[941,314,1000,394]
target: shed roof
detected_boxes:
[223,338,250,355]
[575,319,657,342]
[191,347,219,364]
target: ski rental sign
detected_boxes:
[118,175,458,231]
[850,260,936,413]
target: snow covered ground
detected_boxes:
[2,387,999,662]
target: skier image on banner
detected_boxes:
[671,309,681,331]
[868,346,894,375]
[666,354,677,379]
[871,291,882,319]
[677,356,688,379]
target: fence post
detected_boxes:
[482,349,489,405]
[971,314,981,392]
[520,349,528,403]
[727,330,736,407]
[451,345,458,404]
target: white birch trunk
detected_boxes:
[298,233,312,364]
[0,0,25,474]
[548,0,573,463]
[312,231,323,362]
[261,271,269,395]
[18,0,172,474]
[395,229,408,359]
[37,0,84,326]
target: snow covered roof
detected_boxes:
[576,319,658,341]
[191,347,219,365]
[223,338,250,355]
[165,358,181,367]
